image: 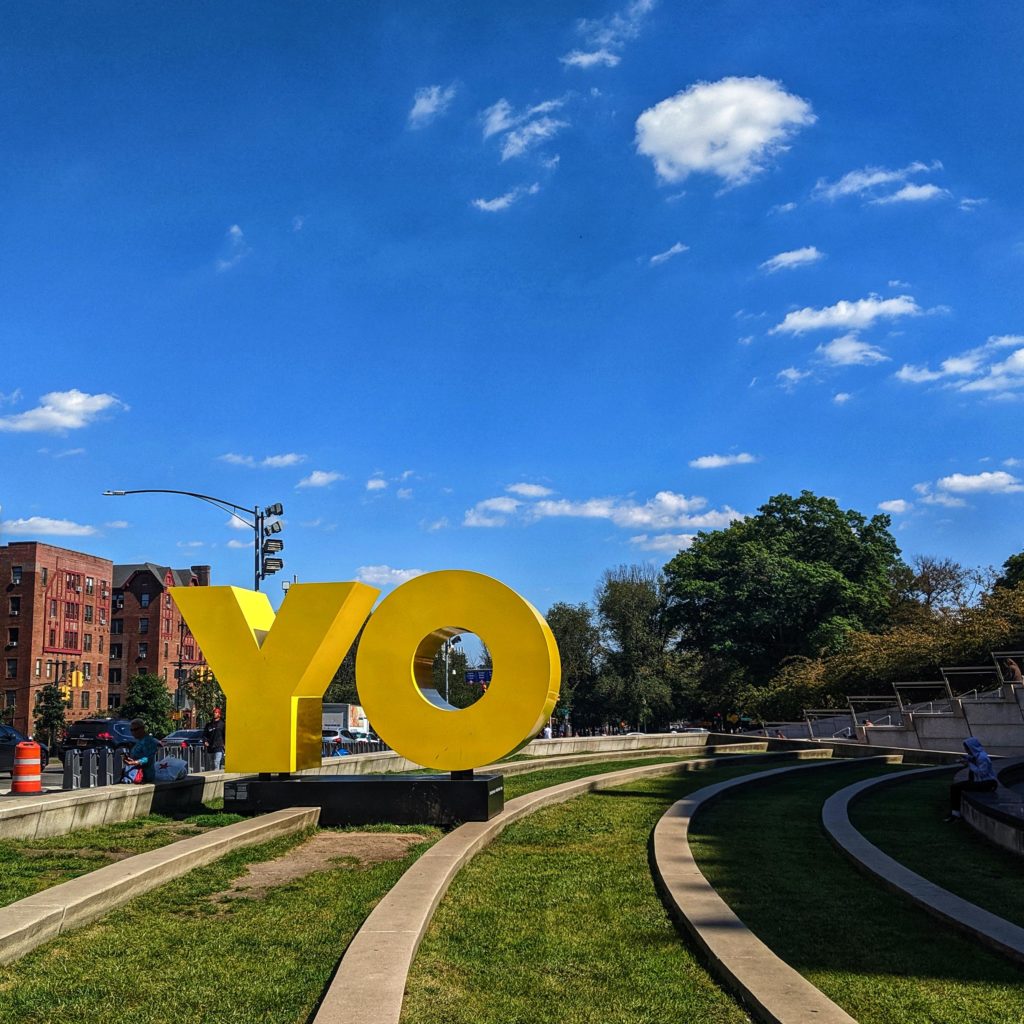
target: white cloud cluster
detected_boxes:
[759,246,824,273]
[482,98,568,161]
[649,241,689,266]
[0,389,126,433]
[937,471,1024,495]
[689,453,757,469]
[912,482,966,508]
[635,77,815,187]
[630,533,696,553]
[219,452,307,468]
[813,161,944,203]
[777,367,811,388]
[560,0,655,69]
[878,499,911,514]
[895,335,1024,395]
[471,182,540,212]
[366,477,388,491]
[1,516,97,536]
[356,565,425,587]
[216,224,250,272]
[816,332,889,366]
[506,482,553,497]
[771,294,921,335]
[408,83,458,129]
[297,470,342,488]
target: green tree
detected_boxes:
[117,673,175,738]
[33,684,68,750]
[432,642,478,708]
[664,491,905,689]
[995,551,1024,591]
[325,634,360,705]
[183,670,224,727]
[545,602,601,727]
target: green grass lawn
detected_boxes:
[689,763,1024,1024]
[0,805,243,907]
[402,762,779,1024]
[503,755,693,799]
[850,771,1024,928]
[0,824,441,1024]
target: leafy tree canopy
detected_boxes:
[117,673,175,738]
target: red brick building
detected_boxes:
[109,563,210,708]
[0,541,113,734]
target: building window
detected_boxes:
[83,634,92,652]
[140,592,151,608]
[50,600,57,617]
[11,566,22,585]
[109,668,122,685]
[63,631,78,649]
[110,643,123,660]
[98,636,104,654]
[95,690,101,708]
[4,690,14,709]
[97,664,103,682]
[111,620,124,635]
[81,690,90,709]
[84,605,93,623]
[7,628,18,646]
[163,617,171,635]
[46,660,53,679]
[137,642,148,659]
[8,597,20,616]
[41,568,48,586]
[85,577,94,596]
[83,663,91,680]
[65,602,79,619]
[164,642,169,658]
[165,594,172,609]
[139,618,149,634]
[48,629,56,646]
[108,692,120,708]
[34,659,41,678]
[5,659,16,680]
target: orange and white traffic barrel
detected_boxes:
[11,741,43,795]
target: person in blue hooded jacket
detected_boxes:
[946,737,997,821]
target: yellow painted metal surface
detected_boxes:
[170,583,379,772]
[357,570,561,771]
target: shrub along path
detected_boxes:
[689,762,1024,1024]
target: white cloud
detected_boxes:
[649,241,689,266]
[220,452,307,468]
[869,183,949,205]
[471,183,540,212]
[635,77,815,187]
[1,516,97,537]
[0,388,22,406]
[771,294,921,334]
[771,201,797,214]
[937,471,1024,495]
[52,447,85,458]
[291,215,305,232]
[481,99,569,162]
[227,538,254,549]
[501,118,568,160]
[356,565,426,587]
[463,495,523,527]
[366,477,388,491]
[1004,458,1023,468]
[560,49,620,69]
[506,482,554,497]
[560,0,655,68]
[482,99,515,138]
[816,332,889,366]
[177,540,204,549]
[689,452,757,469]
[895,335,1024,393]
[408,83,458,129]
[0,389,126,433]
[878,499,911,514]
[833,392,852,405]
[629,532,696,552]
[777,367,811,387]
[216,224,250,272]
[424,516,450,532]
[105,520,130,529]
[960,197,987,212]
[297,470,342,488]
[397,487,413,500]
[759,245,824,273]
[813,161,941,202]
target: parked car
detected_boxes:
[58,718,136,760]
[0,724,49,772]
[321,728,351,755]
[163,729,206,750]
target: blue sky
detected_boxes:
[2,1,1023,612]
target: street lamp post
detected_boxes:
[102,488,284,591]
[443,635,462,704]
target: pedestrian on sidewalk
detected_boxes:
[203,706,226,771]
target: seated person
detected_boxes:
[946,737,997,821]
[123,718,160,784]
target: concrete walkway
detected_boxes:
[651,758,904,1024]
[312,748,833,1024]
[0,806,319,965]
[821,769,1024,966]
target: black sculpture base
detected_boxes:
[223,773,504,826]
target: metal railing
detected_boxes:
[321,738,389,758]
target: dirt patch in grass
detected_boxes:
[212,831,427,903]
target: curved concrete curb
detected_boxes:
[0,805,320,965]
[312,748,833,1024]
[651,758,903,1024]
[822,769,1024,966]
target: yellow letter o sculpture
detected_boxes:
[356,570,560,771]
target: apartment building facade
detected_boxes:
[0,541,114,735]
